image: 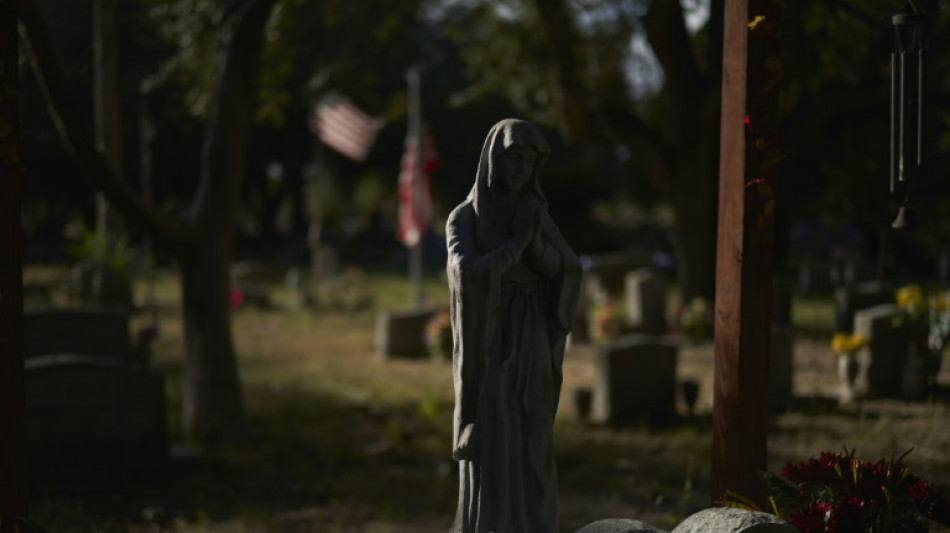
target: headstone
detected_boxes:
[624,268,668,333]
[25,355,168,489]
[23,305,133,361]
[593,334,679,426]
[585,271,611,307]
[575,518,669,533]
[769,325,794,412]
[834,282,894,332]
[853,303,911,398]
[671,508,795,533]
[312,245,339,281]
[376,308,437,359]
[585,252,653,299]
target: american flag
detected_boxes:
[309,96,385,162]
[397,124,438,247]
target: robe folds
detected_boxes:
[446,199,582,533]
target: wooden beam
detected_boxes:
[0,0,28,526]
[712,0,782,506]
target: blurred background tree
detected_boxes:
[18,0,950,442]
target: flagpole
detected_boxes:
[408,66,424,308]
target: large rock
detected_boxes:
[575,518,668,533]
[671,508,797,533]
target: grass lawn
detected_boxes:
[24,267,950,532]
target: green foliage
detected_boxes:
[439,0,638,127]
[64,222,133,276]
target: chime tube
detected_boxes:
[899,51,907,182]
[918,47,924,166]
[891,52,898,192]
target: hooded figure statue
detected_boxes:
[446,118,582,533]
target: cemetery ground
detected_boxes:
[22,266,950,533]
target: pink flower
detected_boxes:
[229,289,245,309]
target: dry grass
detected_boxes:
[25,268,950,532]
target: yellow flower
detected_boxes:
[933,292,949,313]
[895,285,923,309]
[832,332,867,354]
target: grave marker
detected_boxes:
[593,335,679,426]
[624,268,668,333]
[853,303,912,398]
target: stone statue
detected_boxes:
[446,118,582,532]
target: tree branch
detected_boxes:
[600,102,674,201]
[643,0,709,149]
[531,0,593,138]
[17,2,188,253]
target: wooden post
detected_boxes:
[712,0,781,506]
[0,0,28,526]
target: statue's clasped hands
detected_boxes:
[512,195,544,259]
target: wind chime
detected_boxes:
[891,1,930,228]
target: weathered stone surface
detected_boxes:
[375,308,437,359]
[575,518,669,533]
[24,305,132,361]
[853,303,912,398]
[25,355,168,489]
[446,119,583,533]
[624,268,668,333]
[671,507,796,533]
[834,282,894,332]
[593,334,678,425]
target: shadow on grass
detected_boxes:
[29,385,731,532]
[30,384,460,531]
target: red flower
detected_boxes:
[229,289,245,309]
[911,479,950,526]
[782,452,841,485]
[789,499,832,533]
[827,496,868,533]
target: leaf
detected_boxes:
[748,15,766,30]
[719,489,766,512]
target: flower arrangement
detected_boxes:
[892,285,950,351]
[588,299,625,342]
[726,448,950,532]
[831,332,867,355]
[424,308,452,360]
[831,332,867,403]
[677,297,714,340]
[892,285,949,396]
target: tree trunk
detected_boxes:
[18,0,276,446]
[179,235,244,445]
[531,0,723,304]
[1,0,27,523]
